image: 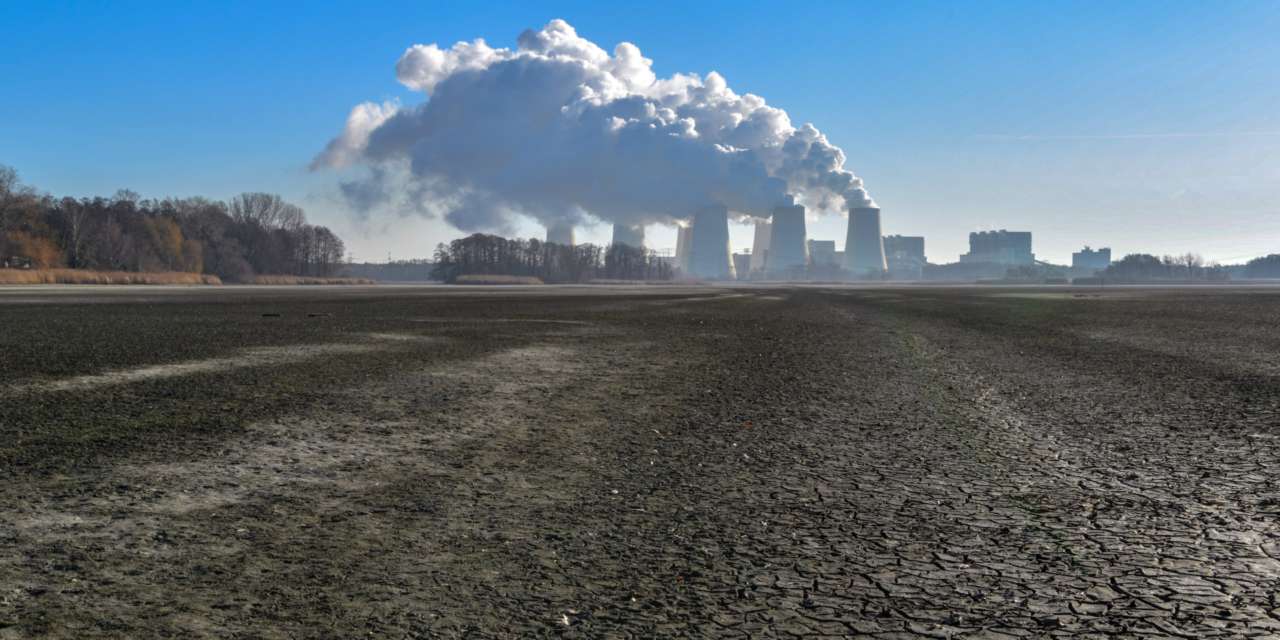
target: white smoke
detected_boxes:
[313,19,874,233]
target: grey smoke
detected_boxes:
[313,19,874,233]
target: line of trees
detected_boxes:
[1103,253,1229,282]
[0,165,346,281]
[430,233,673,283]
[1243,254,1280,279]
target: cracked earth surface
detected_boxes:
[1,285,1279,638]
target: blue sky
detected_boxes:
[2,1,1277,263]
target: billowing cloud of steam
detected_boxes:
[313,19,874,233]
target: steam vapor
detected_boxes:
[314,19,874,233]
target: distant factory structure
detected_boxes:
[546,201,1126,285]
[749,222,771,274]
[845,206,887,275]
[768,199,808,277]
[1072,246,1111,272]
[883,235,926,279]
[545,222,575,247]
[807,240,836,266]
[959,230,1034,266]
[732,252,752,280]
[675,225,693,273]
[611,223,645,249]
[686,205,735,279]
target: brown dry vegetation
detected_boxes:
[246,274,375,285]
[454,273,545,285]
[0,268,222,285]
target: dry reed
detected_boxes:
[0,269,222,285]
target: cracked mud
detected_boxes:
[2,285,1279,638]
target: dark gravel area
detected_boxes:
[2,285,1279,638]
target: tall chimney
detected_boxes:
[611,223,645,249]
[546,222,575,247]
[688,204,735,279]
[768,200,807,277]
[845,206,886,274]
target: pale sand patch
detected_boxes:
[7,343,382,395]
[4,344,583,550]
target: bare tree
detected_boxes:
[228,193,306,231]
[54,197,94,268]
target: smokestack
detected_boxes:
[688,204,735,279]
[749,220,771,274]
[546,222,575,246]
[611,223,645,249]
[767,199,807,276]
[844,206,886,274]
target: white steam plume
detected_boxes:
[313,19,874,233]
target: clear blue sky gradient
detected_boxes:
[2,1,1277,263]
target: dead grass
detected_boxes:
[247,275,376,285]
[454,274,544,285]
[0,269,222,285]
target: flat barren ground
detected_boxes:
[2,284,1280,638]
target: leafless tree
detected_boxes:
[228,192,306,231]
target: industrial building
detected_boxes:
[768,200,808,276]
[749,221,771,275]
[545,223,575,247]
[959,230,1033,265]
[611,223,645,249]
[845,206,887,275]
[686,204,735,279]
[807,240,837,266]
[883,235,925,264]
[675,225,692,274]
[1072,246,1111,272]
[732,253,752,280]
[883,235,926,279]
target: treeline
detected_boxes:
[431,233,673,283]
[0,165,345,281]
[1243,254,1280,279]
[1103,253,1229,282]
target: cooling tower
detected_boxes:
[688,204,735,279]
[749,221,771,274]
[768,201,808,276]
[611,223,645,249]
[844,207,887,274]
[675,225,693,274]
[546,223,574,246]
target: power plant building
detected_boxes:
[611,223,645,249]
[768,200,808,275]
[675,225,692,274]
[845,206,887,274]
[883,235,926,279]
[960,230,1034,265]
[749,221,771,274]
[807,240,837,266]
[883,235,925,264]
[687,205,735,279]
[732,253,752,281]
[1072,246,1111,272]
[545,223,575,247]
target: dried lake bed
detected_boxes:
[2,284,1280,638]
